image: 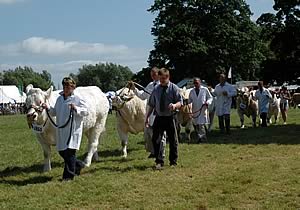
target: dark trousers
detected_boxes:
[260,112,268,127]
[218,114,231,133]
[152,116,178,165]
[59,148,81,180]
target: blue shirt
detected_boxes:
[148,82,183,117]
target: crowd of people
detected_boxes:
[0,103,26,115]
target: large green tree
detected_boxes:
[71,63,133,92]
[147,0,265,85]
[0,66,53,91]
[257,0,300,84]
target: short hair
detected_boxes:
[62,77,76,87]
[158,68,170,77]
[258,81,264,86]
[219,74,226,79]
[151,67,159,73]
[193,77,201,82]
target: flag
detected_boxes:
[228,67,232,79]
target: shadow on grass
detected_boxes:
[0,162,62,178]
[98,165,150,173]
[78,148,140,160]
[0,175,53,186]
[207,124,300,145]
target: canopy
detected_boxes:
[0,85,26,103]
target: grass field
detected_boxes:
[0,109,299,209]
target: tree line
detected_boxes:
[135,0,299,86]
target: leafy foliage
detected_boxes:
[147,0,266,85]
[257,0,300,84]
[0,66,53,91]
[71,63,133,92]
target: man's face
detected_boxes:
[151,70,159,81]
[219,75,226,84]
[194,79,201,88]
[63,84,75,96]
[159,74,170,86]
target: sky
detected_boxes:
[0,0,275,85]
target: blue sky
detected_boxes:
[0,0,274,85]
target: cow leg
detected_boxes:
[252,114,257,128]
[208,111,215,132]
[239,112,245,129]
[38,140,52,172]
[85,115,107,167]
[117,127,128,158]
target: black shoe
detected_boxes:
[75,161,85,176]
[148,154,155,159]
[170,162,177,166]
[62,177,73,182]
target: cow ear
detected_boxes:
[45,86,53,99]
[25,84,33,94]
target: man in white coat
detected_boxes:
[188,78,213,142]
[44,77,88,181]
[254,81,272,127]
[129,67,166,158]
[214,74,237,134]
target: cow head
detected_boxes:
[25,84,53,128]
[179,87,191,106]
[111,87,135,110]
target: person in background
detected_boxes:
[128,67,166,159]
[214,74,237,134]
[43,77,88,181]
[279,86,291,125]
[254,81,272,127]
[188,78,213,142]
[146,68,183,169]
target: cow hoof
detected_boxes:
[43,166,51,172]
[241,125,245,129]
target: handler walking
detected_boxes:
[146,68,183,169]
[44,77,88,181]
[214,74,237,134]
[188,78,213,142]
[255,81,272,127]
[129,67,166,159]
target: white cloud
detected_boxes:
[0,0,24,4]
[1,37,130,56]
[0,37,150,85]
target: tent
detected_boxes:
[0,92,15,103]
[0,85,26,103]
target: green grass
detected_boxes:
[0,109,299,209]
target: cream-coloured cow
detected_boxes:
[26,85,109,172]
[112,87,147,157]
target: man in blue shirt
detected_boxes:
[147,68,183,169]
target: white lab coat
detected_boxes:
[188,86,213,125]
[50,92,88,151]
[214,82,237,116]
[134,80,159,126]
[255,88,272,114]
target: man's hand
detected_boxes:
[69,103,77,111]
[127,81,135,90]
[41,103,49,110]
[145,117,150,128]
[168,103,177,111]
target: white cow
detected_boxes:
[26,85,109,172]
[112,87,146,158]
[268,91,281,124]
